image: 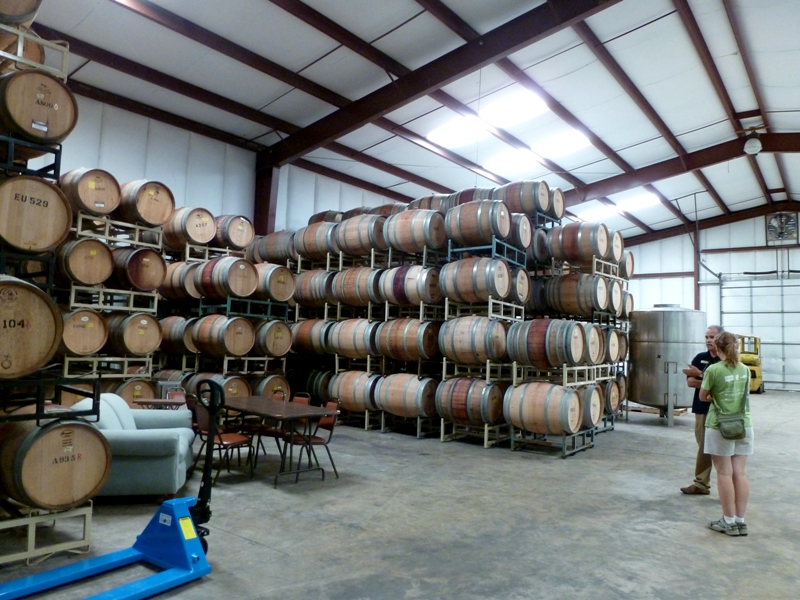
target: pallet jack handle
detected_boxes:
[189,379,225,537]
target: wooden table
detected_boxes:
[224,396,338,486]
[133,398,187,410]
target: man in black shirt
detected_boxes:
[680,325,723,495]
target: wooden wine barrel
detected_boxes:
[524,278,548,315]
[506,319,585,369]
[606,230,624,264]
[159,315,198,355]
[452,187,495,205]
[251,373,290,398]
[375,374,437,418]
[617,331,629,362]
[547,188,566,219]
[368,203,406,216]
[508,213,532,250]
[251,319,292,357]
[607,278,623,317]
[193,256,258,300]
[603,328,621,364]
[581,322,606,366]
[248,230,298,263]
[528,228,550,265]
[380,265,442,306]
[327,319,381,359]
[0,176,72,252]
[0,275,62,378]
[407,194,453,214]
[116,180,175,227]
[619,250,635,279]
[186,372,251,398]
[110,247,167,292]
[58,309,108,356]
[544,273,608,318]
[621,290,634,319]
[306,369,333,404]
[102,378,157,408]
[603,379,621,414]
[0,71,78,157]
[159,206,216,251]
[252,262,295,302]
[438,316,508,365]
[575,384,603,430]
[289,319,333,355]
[57,382,95,408]
[0,415,111,510]
[191,314,255,358]
[212,214,255,250]
[492,180,550,216]
[59,168,121,216]
[307,209,343,225]
[444,200,511,246]
[153,369,194,390]
[375,318,440,361]
[0,1,41,24]
[508,267,530,305]
[0,25,44,74]
[329,370,381,412]
[616,373,628,403]
[335,214,388,256]
[158,261,202,300]
[546,222,609,267]
[439,257,510,303]
[503,382,582,435]
[56,238,114,286]
[294,222,340,260]
[293,269,335,307]
[104,312,161,356]
[384,209,446,253]
[330,267,383,307]
[341,206,370,220]
[435,377,504,426]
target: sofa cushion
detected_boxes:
[72,395,123,429]
[101,393,138,430]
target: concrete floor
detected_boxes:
[1,390,799,599]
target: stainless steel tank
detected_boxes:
[629,304,707,411]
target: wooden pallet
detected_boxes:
[627,402,688,416]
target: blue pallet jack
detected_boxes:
[0,380,225,600]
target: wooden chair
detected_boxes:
[281,401,339,480]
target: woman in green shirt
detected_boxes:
[699,331,753,537]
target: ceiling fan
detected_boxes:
[766,212,798,243]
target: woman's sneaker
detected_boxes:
[737,522,748,536]
[709,518,740,536]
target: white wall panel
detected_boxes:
[144,121,190,206]
[222,145,256,217]
[97,104,148,186]
[185,134,226,214]
[59,96,103,171]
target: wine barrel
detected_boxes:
[294,222,340,260]
[0,415,111,510]
[575,384,603,430]
[439,257,510,303]
[528,228,550,265]
[384,209,446,253]
[492,180,550,216]
[251,373,290,398]
[186,372,251,398]
[0,71,78,158]
[58,309,108,356]
[330,267,383,307]
[617,331,629,362]
[193,256,258,300]
[109,247,167,292]
[327,319,381,359]
[102,378,157,408]
[438,316,508,365]
[452,187,495,205]
[544,273,608,318]
[621,290,634,319]
[508,267,530,305]
[0,1,41,24]
[407,194,453,214]
[305,369,333,404]
[604,328,621,364]
[308,209,343,225]
[159,315,198,355]
[524,278,548,316]
[506,319,585,369]
[158,261,202,300]
[57,382,95,408]
[0,25,44,74]
[56,238,114,286]
[375,318,440,361]
[444,200,511,246]
[104,312,161,356]
[252,262,295,302]
[508,213,532,250]
[213,214,255,250]
[546,222,609,267]
[0,275,62,378]
[329,370,381,412]
[159,206,216,251]
[59,168,121,216]
[293,269,335,307]
[289,319,333,355]
[581,322,606,366]
[603,379,621,414]
[368,203,406,216]
[619,250,635,279]
[375,374,437,418]
[154,368,194,391]
[335,214,388,256]
[0,176,72,252]
[340,207,370,220]
[380,265,442,305]
[606,230,624,264]
[116,180,175,227]
[547,188,566,220]
[435,378,504,426]
[503,382,582,435]
[191,314,255,358]
[251,319,292,357]
[607,278,623,317]
[248,230,298,263]
[616,373,628,403]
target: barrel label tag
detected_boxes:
[88,180,96,189]
[31,120,48,132]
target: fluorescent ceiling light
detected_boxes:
[427,116,490,148]
[479,91,548,128]
[531,129,591,159]
[483,149,541,177]
[579,205,618,222]
[616,193,660,212]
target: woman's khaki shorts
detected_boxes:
[704,427,755,457]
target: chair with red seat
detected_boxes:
[280,400,339,480]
